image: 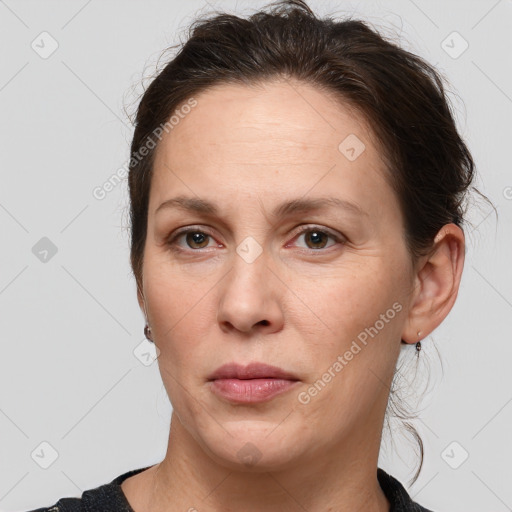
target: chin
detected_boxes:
[196,419,309,472]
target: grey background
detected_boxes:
[0,0,511,511]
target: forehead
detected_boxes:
[149,79,394,221]
[158,79,378,160]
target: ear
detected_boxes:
[136,281,147,320]
[401,223,465,344]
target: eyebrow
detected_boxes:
[155,195,368,219]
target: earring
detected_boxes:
[144,323,154,342]
[416,330,422,352]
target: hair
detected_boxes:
[126,0,494,486]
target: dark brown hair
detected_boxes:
[126,0,493,485]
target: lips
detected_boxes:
[207,362,300,404]
[207,362,299,381]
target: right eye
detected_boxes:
[166,227,219,252]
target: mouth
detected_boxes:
[207,362,300,404]
[207,361,299,381]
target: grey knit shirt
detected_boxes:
[26,465,434,511]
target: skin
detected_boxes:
[121,78,465,512]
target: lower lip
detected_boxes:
[209,378,299,403]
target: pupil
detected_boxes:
[188,233,207,247]
[308,231,325,248]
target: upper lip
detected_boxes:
[207,362,299,381]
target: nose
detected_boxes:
[216,248,285,335]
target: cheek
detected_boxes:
[297,260,407,399]
[294,281,402,437]
[144,262,215,367]
[306,264,398,340]
[294,361,387,446]
[145,270,215,419]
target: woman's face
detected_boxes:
[139,79,417,471]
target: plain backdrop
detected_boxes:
[0,1,511,511]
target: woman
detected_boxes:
[28,0,487,510]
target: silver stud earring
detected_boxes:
[144,323,153,342]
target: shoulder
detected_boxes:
[377,467,435,512]
[23,498,81,512]
[23,465,154,512]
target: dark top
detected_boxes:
[26,465,434,511]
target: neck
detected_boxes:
[144,412,390,512]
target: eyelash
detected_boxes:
[166,225,345,254]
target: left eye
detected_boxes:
[167,226,342,252]
[292,227,341,250]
